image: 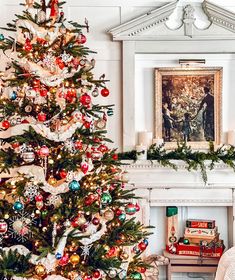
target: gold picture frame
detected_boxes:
[155,67,223,149]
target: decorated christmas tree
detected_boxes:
[0,1,151,279]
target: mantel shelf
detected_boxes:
[121,160,235,188]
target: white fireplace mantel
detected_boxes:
[122,160,235,248]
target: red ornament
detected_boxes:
[84,121,91,129]
[80,94,91,106]
[101,88,109,97]
[11,142,20,149]
[112,154,118,160]
[59,169,67,179]
[74,140,83,150]
[24,38,32,52]
[81,162,89,174]
[77,34,87,44]
[0,220,8,234]
[38,145,50,157]
[50,0,59,17]
[115,209,123,216]
[98,144,108,153]
[84,194,96,206]
[59,253,69,266]
[39,88,48,97]
[92,217,100,226]
[2,120,10,129]
[33,79,41,88]
[56,58,65,70]
[35,194,43,202]
[93,270,101,279]
[138,241,147,251]
[60,11,64,16]
[38,113,47,122]
[138,267,147,273]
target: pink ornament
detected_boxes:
[77,34,87,44]
[59,253,69,266]
[39,145,50,157]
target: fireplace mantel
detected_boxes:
[121,160,235,247]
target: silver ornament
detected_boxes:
[109,270,117,278]
[92,88,99,97]
[22,151,35,163]
[95,118,106,130]
[119,270,127,279]
[25,105,33,113]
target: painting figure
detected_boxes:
[182,112,192,142]
[196,86,214,141]
[162,102,174,141]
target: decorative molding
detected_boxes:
[109,0,235,41]
[203,0,235,33]
[183,4,196,37]
[109,1,177,40]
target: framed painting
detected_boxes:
[155,67,223,149]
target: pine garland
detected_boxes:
[118,142,235,183]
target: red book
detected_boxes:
[186,219,215,229]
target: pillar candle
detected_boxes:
[228,130,235,146]
[138,131,153,147]
[136,144,147,160]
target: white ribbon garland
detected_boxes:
[0,122,82,142]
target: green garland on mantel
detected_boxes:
[118,142,235,183]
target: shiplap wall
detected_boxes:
[1,1,235,279]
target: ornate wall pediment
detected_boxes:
[109,1,235,41]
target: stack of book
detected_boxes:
[184,219,219,245]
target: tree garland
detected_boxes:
[118,142,235,183]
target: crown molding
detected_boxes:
[203,0,235,33]
[109,1,178,40]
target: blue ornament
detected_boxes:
[55,252,62,259]
[0,34,4,41]
[143,239,149,245]
[68,43,73,49]
[13,201,24,211]
[118,213,126,222]
[9,91,17,100]
[69,180,80,191]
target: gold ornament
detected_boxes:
[120,250,129,260]
[103,209,114,221]
[35,264,46,277]
[48,176,57,186]
[70,253,80,266]
[51,214,60,222]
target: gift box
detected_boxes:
[184,226,218,237]
[184,233,220,245]
[175,241,224,258]
[186,219,215,229]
